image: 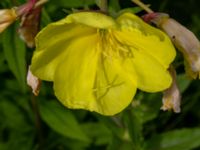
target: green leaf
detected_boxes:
[109,0,120,12]
[0,50,8,73]
[82,122,112,145]
[5,133,34,150]
[96,115,124,138]
[144,128,200,150]
[0,98,29,130]
[107,135,134,150]
[107,135,122,150]
[132,93,162,124]
[41,8,52,27]
[108,0,121,17]
[177,74,191,93]
[118,7,143,16]
[39,100,90,142]
[59,137,90,150]
[2,24,26,91]
[0,98,34,150]
[122,110,143,150]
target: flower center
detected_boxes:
[97,29,133,59]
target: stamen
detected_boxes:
[97,29,133,59]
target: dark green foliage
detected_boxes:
[2,23,26,92]
[39,100,89,141]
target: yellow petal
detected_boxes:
[53,34,136,115]
[31,23,96,81]
[93,57,137,115]
[131,49,172,92]
[115,13,176,69]
[64,12,116,29]
[109,57,138,86]
[53,34,99,111]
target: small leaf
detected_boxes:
[39,100,90,142]
[118,7,143,16]
[109,0,121,12]
[41,8,52,27]
[0,98,29,130]
[0,98,34,150]
[145,128,200,150]
[122,110,143,150]
[133,93,162,123]
[2,24,26,91]
[6,133,34,150]
[177,74,191,93]
[107,135,134,150]
[82,122,112,145]
[96,115,124,138]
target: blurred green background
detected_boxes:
[0,0,200,150]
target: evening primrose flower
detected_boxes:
[30,12,176,115]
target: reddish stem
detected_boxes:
[142,13,157,23]
[30,0,37,3]
[16,0,37,16]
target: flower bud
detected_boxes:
[146,13,200,79]
[27,66,41,96]
[161,66,181,113]
[0,9,17,33]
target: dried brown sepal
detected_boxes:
[27,66,41,96]
[18,7,41,48]
[17,0,47,47]
[161,66,181,113]
[0,8,17,33]
[148,13,200,79]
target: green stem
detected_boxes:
[131,0,153,13]
[31,95,44,149]
[99,0,108,12]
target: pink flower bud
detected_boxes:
[0,9,17,33]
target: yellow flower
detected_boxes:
[30,12,176,115]
[0,9,17,33]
